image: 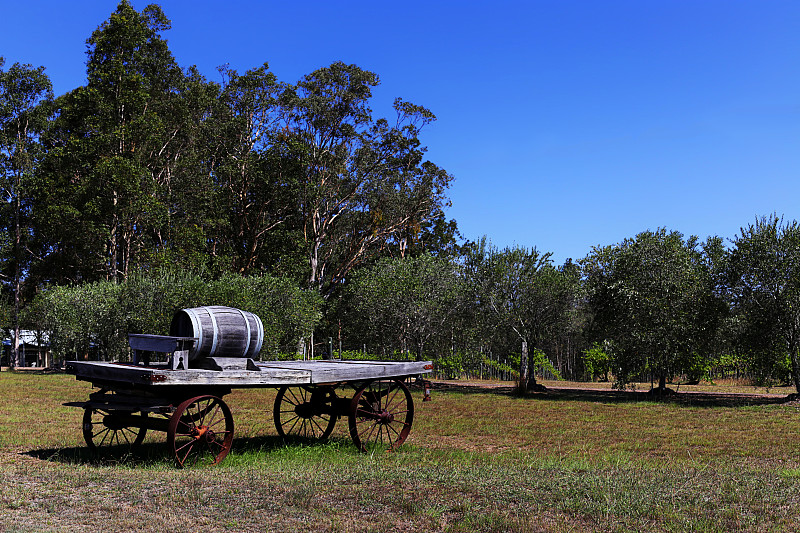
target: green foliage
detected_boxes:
[583,342,611,381]
[479,356,519,379]
[436,354,465,379]
[24,281,125,362]
[582,228,726,389]
[343,253,462,360]
[26,270,321,362]
[529,348,562,380]
[727,215,800,392]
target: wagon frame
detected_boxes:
[64,333,432,467]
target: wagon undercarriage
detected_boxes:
[68,374,424,467]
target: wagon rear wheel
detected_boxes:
[274,386,337,441]
[348,379,414,453]
[82,408,147,455]
[167,395,234,468]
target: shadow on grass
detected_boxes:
[430,381,790,408]
[23,434,356,468]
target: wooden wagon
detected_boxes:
[63,306,433,467]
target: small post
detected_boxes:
[324,337,333,360]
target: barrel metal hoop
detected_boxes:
[236,307,252,357]
[252,313,264,356]
[203,306,219,356]
[188,308,204,355]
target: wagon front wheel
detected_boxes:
[274,386,337,441]
[348,379,414,453]
[82,408,147,455]
[167,395,234,467]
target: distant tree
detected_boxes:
[0,58,53,366]
[464,239,578,393]
[35,1,214,282]
[344,253,462,360]
[280,62,453,297]
[582,229,724,392]
[204,64,298,274]
[727,215,800,392]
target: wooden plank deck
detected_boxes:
[66,359,431,388]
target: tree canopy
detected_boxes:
[2,1,799,396]
[582,229,725,391]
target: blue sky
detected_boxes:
[3,1,800,264]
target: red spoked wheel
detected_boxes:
[274,386,337,441]
[348,379,414,453]
[167,395,234,468]
[82,408,147,455]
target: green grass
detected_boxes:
[3,372,800,531]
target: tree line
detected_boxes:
[338,219,800,395]
[1,1,454,364]
[2,2,799,395]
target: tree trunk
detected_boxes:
[790,346,800,394]
[12,177,21,368]
[517,341,528,395]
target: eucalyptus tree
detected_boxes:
[0,58,53,366]
[204,64,298,274]
[35,1,214,282]
[582,229,724,391]
[727,215,800,392]
[280,62,453,297]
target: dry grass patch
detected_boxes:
[3,372,800,531]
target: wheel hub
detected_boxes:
[192,425,216,443]
[377,409,394,424]
[294,402,315,419]
[103,414,127,431]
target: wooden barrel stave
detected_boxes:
[169,306,264,361]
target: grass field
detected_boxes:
[2,372,800,532]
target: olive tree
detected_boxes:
[582,229,725,391]
[344,253,462,360]
[464,239,579,393]
[727,215,800,392]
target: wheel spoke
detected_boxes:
[287,388,303,406]
[360,419,380,442]
[168,395,234,468]
[385,386,402,410]
[175,439,195,454]
[98,429,112,447]
[349,379,414,453]
[309,416,326,436]
[177,442,194,467]
[286,414,302,435]
[274,386,337,441]
[83,406,147,457]
[281,413,301,427]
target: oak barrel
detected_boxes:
[169,306,264,361]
